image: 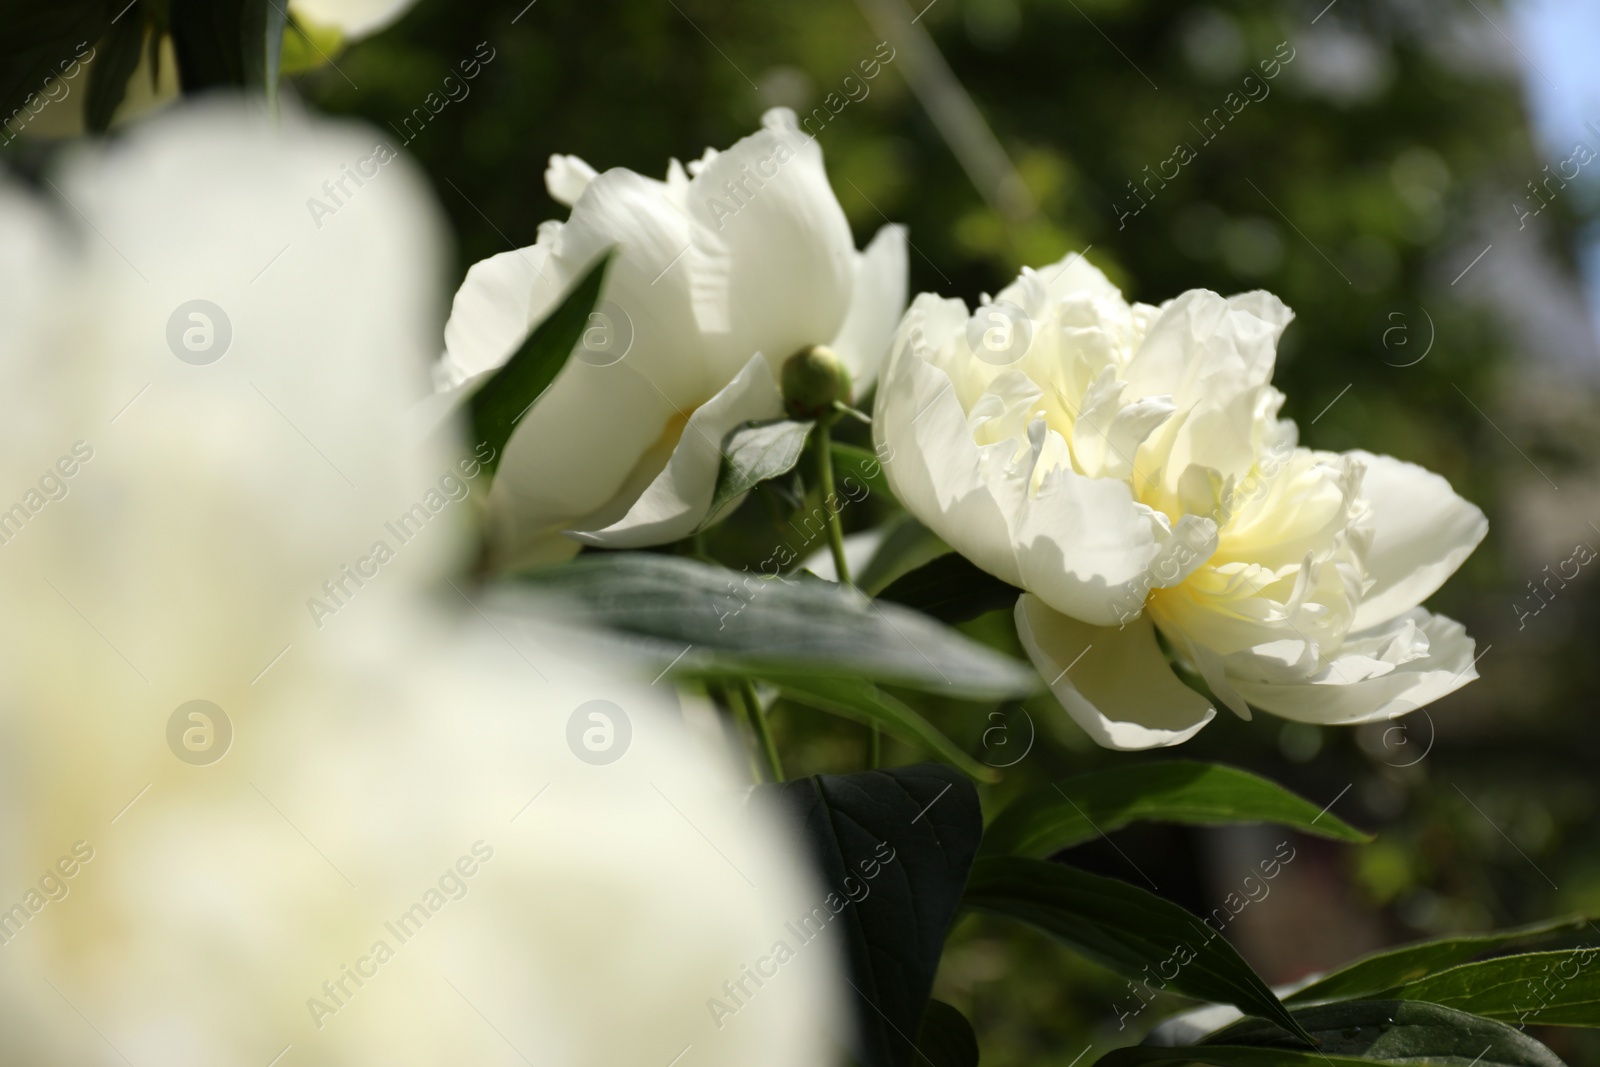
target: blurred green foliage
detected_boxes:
[295,0,1600,1061]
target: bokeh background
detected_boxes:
[94,0,1600,1062]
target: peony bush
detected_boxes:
[0,12,1588,1067]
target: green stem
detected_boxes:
[814,421,853,587]
[709,680,763,784]
[738,679,784,782]
[813,421,879,767]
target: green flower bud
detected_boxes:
[781,344,852,420]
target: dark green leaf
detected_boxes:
[980,761,1370,860]
[1097,1000,1566,1067]
[701,417,814,530]
[1099,1050,1374,1067]
[963,856,1312,1044]
[84,6,144,132]
[763,672,1000,783]
[1286,916,1597,1005]
[915,1001,980,1067]
[857,514,949,594]
[514,552,1039,698]
[878,553,1024,624]
[466,251,612,475]
[0,2,111,131]
[1098,1002,1565,1065]
[168,0,260,89]
[1384,948,1600,1028]
[761,765,982,1067]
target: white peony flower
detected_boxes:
[874,254,1487,749]
[435,108,908,570]
[0,100,839,1067]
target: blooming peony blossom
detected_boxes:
[873,254,1487,749]
[0,100,839,1067]
[435,108,908,570]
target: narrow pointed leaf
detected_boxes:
[84,7,145,132]
[1286,916,1597,1005]
[515,552,1039,698]
[466,250,612,474]
[981,761,1370,860]
[1096,1000,1567,1067]
[1206,1000,1567,1064]
[169,0,276,90]
[1384,949,1600,1028]
[964,856,1313,1044]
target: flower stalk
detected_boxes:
[738,679,784,782]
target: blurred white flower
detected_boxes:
[435,107,908,570]
[0,100,838,1067]
[873,254,1487,749]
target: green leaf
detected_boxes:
[1286,916,1597,1005]
[831,441,896,505]
[763,673,1000,783]
[857,514,950,595]
[0,2,112,130]
[84,6,144,132]
[980,761,1371,860]
[515,552,1039,699]
[1097,1000,1568,1067]
[466,251,612,475]
[168,0,276,90]
[915,1001,980,1067]
[963,856,1312,1044]
[1100,1051,1371,1067]
[1384,948,1600,1028]
[700,417,814,530]
[878,552,1024,624]
[255,0,287,110]
[761,765,982,1067]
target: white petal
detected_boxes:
[873,338,1024,587]
[1349,451,1487,630]
[289,0,416,37]
[1012,465,1164,627]
[486,361,678,569]
[1231,608,1477,725]
[828,223,908,388]
[545,154,598,207]
[685,108,856,384]
[997,251,1119,308]
[440,242,561,382]
[554,167,710,402]
[570,354,783,548]
[1125,290,1293,493]
[1016,595,1216,750]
